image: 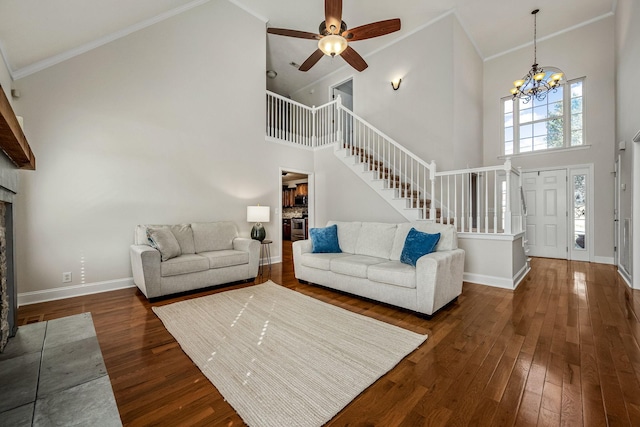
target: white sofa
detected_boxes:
[293,221,465,316]
[130,222,260,299]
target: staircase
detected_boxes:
[266,90,523,235]
[335,142,451,223]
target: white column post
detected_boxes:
[311,105,317,148]
[336,95,342,145]
[430,161,437,220]
[504,159,513,234]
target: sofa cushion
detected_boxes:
[169,224,196,254]
[147,227,181,262]
[135,224,169,246]
[354,222,397,259]
[368,261,417,289]
[300,252,351,270]
[199,250,249,269]
[310,224,341,253]
[330,255,387,278]
[192,222,238,253]
[327,221,361,254]
[160,254,209,277]
[400,228,441,266]
[390,222,457,260]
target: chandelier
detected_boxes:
[510,9,564,103]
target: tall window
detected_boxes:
[502,77,584,155]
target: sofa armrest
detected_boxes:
[130,245,161,299]
[292,239,312,255]
[233,238,260,277]
[415,248,465,315]
[292,240,312,279]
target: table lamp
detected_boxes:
[247,205,270,241]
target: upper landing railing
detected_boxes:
[266,90,523,235]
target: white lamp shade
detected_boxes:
[318,34,348,56]
[247,206,270,223]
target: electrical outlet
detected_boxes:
[62,272,72,283]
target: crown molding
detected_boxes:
[0,42,15,81]
[226,0,269,23]
[484,11,615,62]
[452,9,484,60]
[11,0,211,80]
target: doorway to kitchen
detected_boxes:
[280,168,313,264]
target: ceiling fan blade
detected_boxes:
[299,49,325,72]
[343,18,401,42]
[340,46,368,72]
[325,0,343,34]
[267,28,321,40]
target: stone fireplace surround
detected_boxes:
[0,153,18,353]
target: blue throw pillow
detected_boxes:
[309,224,342,253]
[400,228,441,266]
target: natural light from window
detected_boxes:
[503,78,584,156]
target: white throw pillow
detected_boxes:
[147,227,182,262]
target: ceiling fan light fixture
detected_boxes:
[318,34,347,56]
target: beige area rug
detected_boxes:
[152,281,427,427]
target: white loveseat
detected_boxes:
[130,222,260,299]
[293,221,465,316]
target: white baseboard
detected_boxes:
[618,269,633,289]
[464,272,516,290]
[464,264,531,291]
[261,255,282,265]
[594,256,614,265]
[18,278,136,306]
[512,265,531,290]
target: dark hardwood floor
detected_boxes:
[17,242,640,426]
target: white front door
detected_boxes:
[523,169,568,259]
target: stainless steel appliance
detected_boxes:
[291,218,306,241]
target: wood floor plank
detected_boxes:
[15,248,640,426]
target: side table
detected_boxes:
[259,239,272,279]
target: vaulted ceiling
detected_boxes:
[0,0,615,96]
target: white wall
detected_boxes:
[453,18,483,170]
[13,1,314,294]
[292,13,483,226]
[292,13,484,172]
[313,147,405,226]
[615,0,640,287]
[483,16,616,263]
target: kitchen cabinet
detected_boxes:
[295,183,308,196]
[283,183,308,207]
[283,188,295,207]
[282,219,291,240]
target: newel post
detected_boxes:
[504,159,512,234]
[336,95,342,145]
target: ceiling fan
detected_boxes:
[266,0,401,72]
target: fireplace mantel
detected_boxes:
[0,85,35,170]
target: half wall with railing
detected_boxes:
[266,90,524,235]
